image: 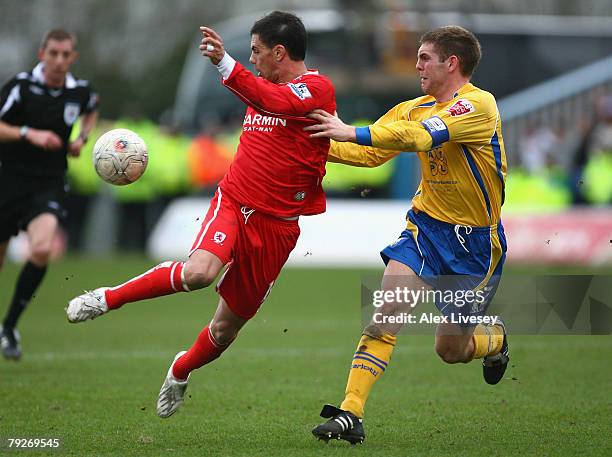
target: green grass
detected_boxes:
[0,257,610,456]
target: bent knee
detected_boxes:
[435,341,469,364]
[183,261,221,290]
[183,268,216,289]
[209,319,239,345]
[29,245,52,266]
[184,251,223,289]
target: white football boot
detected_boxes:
[157,351,190,418]
[66,287,110,323]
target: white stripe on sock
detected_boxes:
[180,264,191,292]
[169,262,178,292]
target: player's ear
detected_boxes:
[448,55,459,72]
[71,50,79,64]
[273,44,286,62]
[37,48,45,61]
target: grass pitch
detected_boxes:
[0,256,610,456]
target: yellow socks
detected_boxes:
[471,323,504,360]
[340,333,396,418]
[338,324,502,418]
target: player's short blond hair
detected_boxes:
[40,28,77,50]
[420,26,481,77]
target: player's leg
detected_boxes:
[341,260,424,415]
[1,213,57,360]
[156,297,247,418]
[314,212,438,443]
[434,318,508,385]
[156,209,299,418]
[434,322,476,363]
[0,239,21,360]
[67,189,234,322]
[107,249,224,308]
[313,260,427,444]
[434,320,505,364]
[433,222,508,383]
[435,223,509,384]
[174,296,248,379]
[66,249,225,322]
[159,209,298,418]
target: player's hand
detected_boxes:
[26,128,63,150]
[304,109,357,142]
[199,26,225,65]
[68,137,85,157]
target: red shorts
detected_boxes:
[190,188,300,319]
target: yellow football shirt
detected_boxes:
[328,83,507,227]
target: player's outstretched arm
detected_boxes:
[367,120,434,152]
[304,110,401,167]
[327,141,401,168]
[306,109,433,153]
[305,109,356,142]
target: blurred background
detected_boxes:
[1,0,611,266]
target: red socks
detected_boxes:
[103,263,231,380]
[105,261,188,310]
[172,326,230,380]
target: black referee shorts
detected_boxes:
[0,172,68,243]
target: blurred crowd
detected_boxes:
[509,94,612,211]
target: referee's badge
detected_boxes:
[64,102,80,125]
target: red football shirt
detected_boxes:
[218,61,336,218]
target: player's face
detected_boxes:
[249,34,280,83]
[416,42,449,96]
[39,39,77,78]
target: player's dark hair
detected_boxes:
[420,26,481,77]
[40,28,77,49]
[250,11,307,61]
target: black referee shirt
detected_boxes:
[0,62,98,177]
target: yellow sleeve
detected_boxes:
[326,101,414,167]
[368,121,433,151]
[327,141,400,168]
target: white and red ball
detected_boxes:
[92,128,148,185]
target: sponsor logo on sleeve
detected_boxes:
[288,82,312,100]
[421,116,447,133]
[447,99,475,117]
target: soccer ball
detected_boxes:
[92,129,148,185]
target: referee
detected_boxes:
[0,29,99,360]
